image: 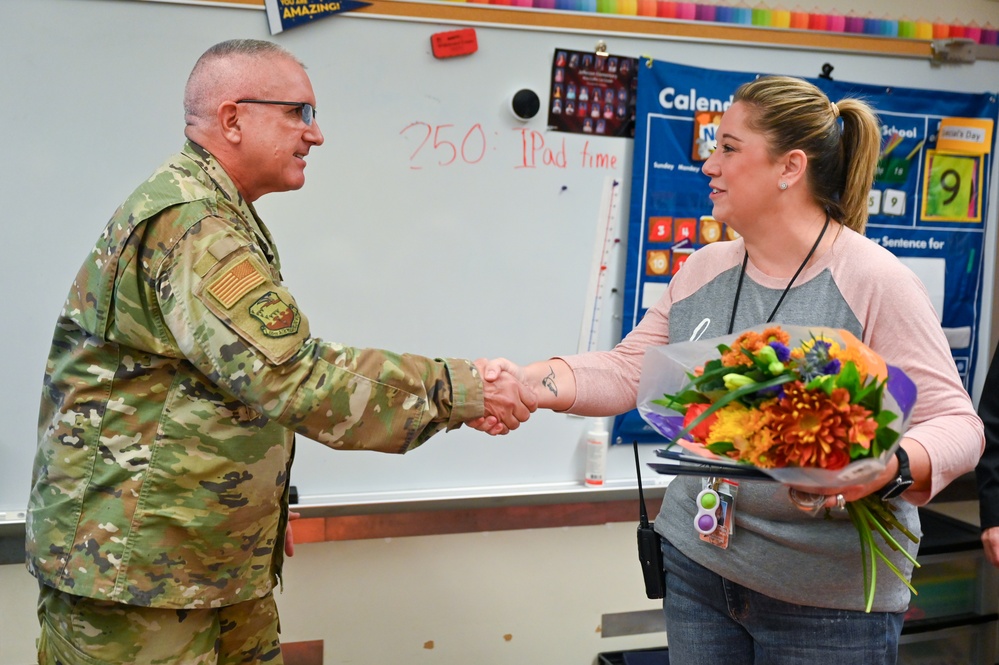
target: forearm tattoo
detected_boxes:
[541,365,558,397]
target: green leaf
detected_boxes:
[695,362,752,391]
[875,410,898,427]
[706,441,736,455]
[805,375,836,394]
[849,443,869,459]
[835,361,861,394]
[652,389,711,410]
[873,424,900,458]
[854,379,885,410]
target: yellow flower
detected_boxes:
[705,403,776,466]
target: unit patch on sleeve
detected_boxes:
[249,291,301,337]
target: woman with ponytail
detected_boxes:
[473,75,982,664]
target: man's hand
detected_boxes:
[469,358,537,435]
[285,510,301,557]
[983,526,999,568]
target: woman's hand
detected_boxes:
[285,510,301,557]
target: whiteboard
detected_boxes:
[3,0,996,515]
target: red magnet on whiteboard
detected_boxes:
[431,28,478,59]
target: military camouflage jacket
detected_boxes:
[27,141,483,609]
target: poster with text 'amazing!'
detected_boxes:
[615,59,997,445]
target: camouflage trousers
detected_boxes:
[37,583,284,665]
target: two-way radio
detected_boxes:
[633,440,665,599]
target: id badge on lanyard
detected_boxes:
[694,477,739,549]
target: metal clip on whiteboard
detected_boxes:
[931,38,976,64]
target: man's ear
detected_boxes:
[781,149,807,187]
[218,101,242,144]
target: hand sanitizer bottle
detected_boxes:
[584,418,610,487]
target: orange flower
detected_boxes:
[762,384,875,470]
[836,330,888,382]
[720,326,791,367]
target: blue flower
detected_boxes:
[769,341,791,363]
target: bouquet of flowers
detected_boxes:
[637,324,919,612]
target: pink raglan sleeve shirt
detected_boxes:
[558,232,982,504]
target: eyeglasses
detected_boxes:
[235,99,316,126]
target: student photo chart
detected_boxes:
[4,0,999,514]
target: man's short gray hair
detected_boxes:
[184,39,304,121]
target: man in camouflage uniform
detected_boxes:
[26,39,535,664]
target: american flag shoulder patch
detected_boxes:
[207,258,266,309]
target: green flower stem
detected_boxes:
[847,498,920,613]
[872,547,919,596]
[847,502,877,612]
[858,500,919,566]
[865,513,919,566]
[863,498,919,544]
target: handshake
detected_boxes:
[469,358,539,436]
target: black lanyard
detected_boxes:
[727,213,831,335]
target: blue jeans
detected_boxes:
[660,537,904,665]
